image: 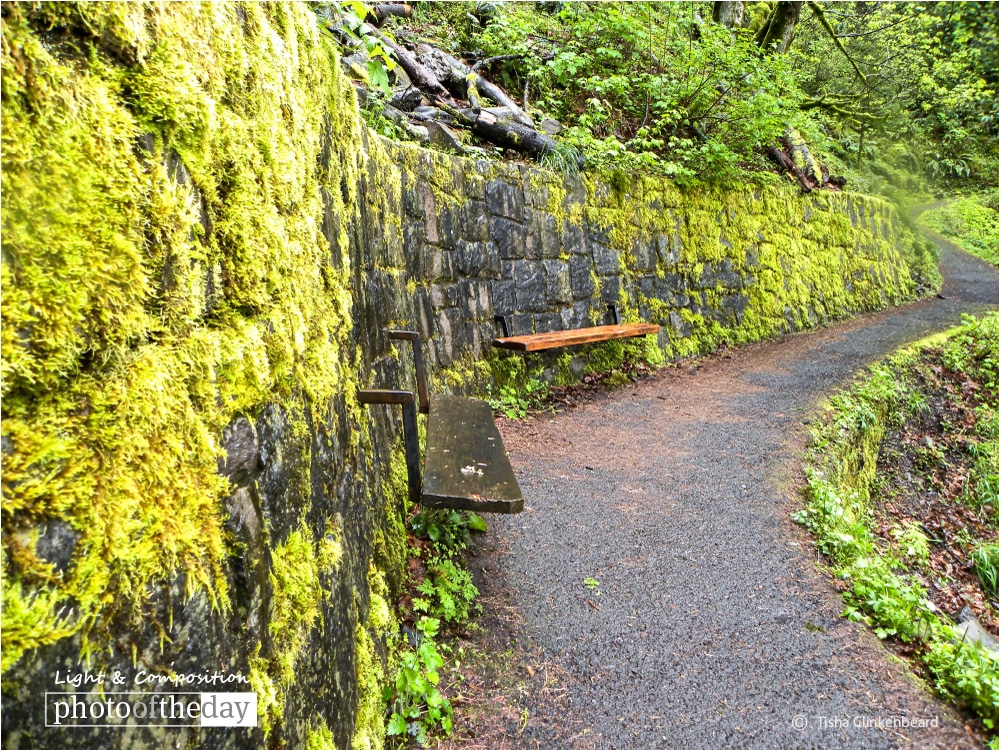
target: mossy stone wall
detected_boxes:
[1,3,923,749]
[372,141,921,394]
[2,4,404,749]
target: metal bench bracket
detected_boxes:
[357,389,421,508]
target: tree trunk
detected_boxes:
[712,1,745,29]
[755,1,803,53]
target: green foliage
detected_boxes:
[971,544,999,597]
[386,491,488,744]
[891,522,931,568]
[319,2,398,95]
[922,193,999,267]
[790,2,999,189]
[470,2,800,183]
[487,377,551,419]
[0,567,75,673]
[410,509,486,558]
[797,313,999,731]
[385,617,453,745]
[413,556,479,624]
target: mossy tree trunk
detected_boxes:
[755,1,803,53]
[712,1,745,29]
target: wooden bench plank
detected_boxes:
[492,322,660,352]
[423,395,524,513]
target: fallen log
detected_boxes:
[434,105,579,166]
[419,46,535,129]
[766,145,813,192]
[370,3,412,26]
[370,29,453,103]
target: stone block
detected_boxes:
[467,173,486,200]
[435,307,467,365]
[592,242,621,276]
[632,238,655,272]
[501,260,516,280]
[414,286,434,342]
[539,212,561,259]
[587,224,611,246]
[669,310,691,338]
[462,201,490,242]
[570,300,591,328]
[569,254,595,299]
[492,280,516,315]
[558,305,576,331]
[456,240,487,277]
[514,260,547,313]
[480,241,501,279]
[533,312,562,333]
[421,244,445,281]
[436,203,459,250]
[543,259,572,305]
[486,180,524,221]
[562,223,587,255]
[429,283,458,309]
[491,216,526,260]
[599,274,622,303]
[510,312,534,335]
[655,233,680,265]
[460,279,492,320]
[638,275,655,298]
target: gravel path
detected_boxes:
[478,208,999,749]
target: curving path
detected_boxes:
[477,209,999,749]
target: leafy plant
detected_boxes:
[385,617,453,744]
[413,556,480,624]
[318,2,398,94]
[891,522,930,568]
[487,377,550,419]
[410,509,486,557]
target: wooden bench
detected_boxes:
[359,331,523,514]
[492,305,660,353]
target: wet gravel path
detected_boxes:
[483,209,999,749]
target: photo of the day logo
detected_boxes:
[46,693,257,728]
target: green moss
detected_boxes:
[253,519,343,737]
[1,1,366,672]
[436,355,493,394]
[306,721,337,750]
[350,565,396,750]
[0,559,76,673]
[374,447,411,598]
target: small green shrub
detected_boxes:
[385,617,453,744]
[413,556,480,624]
[487,377,550,419]
[410,509,486,558]
[891,522,930,568]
